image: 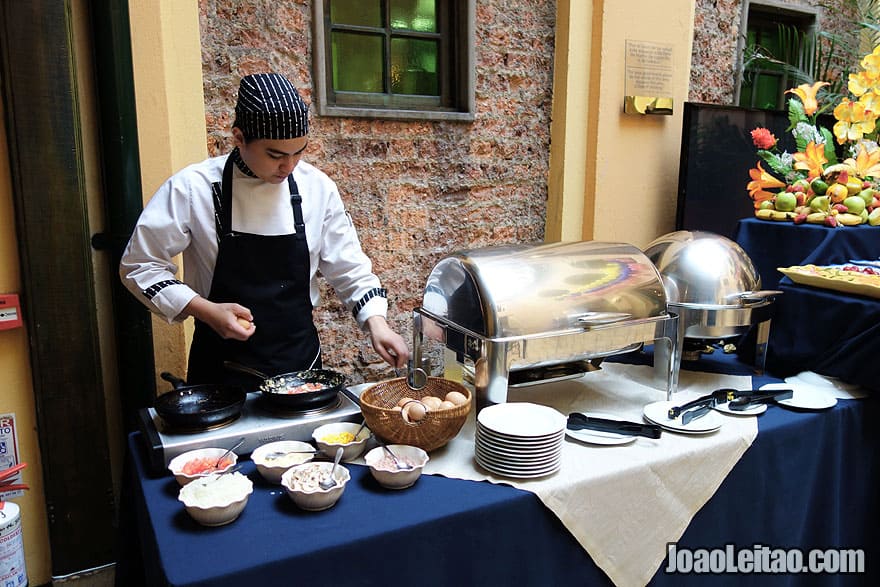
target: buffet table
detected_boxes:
[117,351,879,587]
[732,218,880,392]
[732,218,880,289]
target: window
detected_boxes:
[738,5,817,110]
[314,0,474,121]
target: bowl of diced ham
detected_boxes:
[363,444,429,490]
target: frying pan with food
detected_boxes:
[224,361,346,411]
[154,372,247,429]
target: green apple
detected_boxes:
[775,192,797,212]
[810,178,829,195]
[809,195,830,212]
[792,178,811,192]
[759,200,775,210]
[858,188,875,206]
[869,207,880,226]
[844,195,867,215]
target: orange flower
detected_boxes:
[747,162,786,208]
[844,143,880,179]
[786,81,830,116]
[792,141,828,179]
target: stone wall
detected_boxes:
[198,0,556,381]
[689,0,860,104]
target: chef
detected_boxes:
[120,72,410,386]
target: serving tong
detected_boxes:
[667,387,794,422]
[567,413,662,439]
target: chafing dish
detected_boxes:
[409,241,681,410]
[643,230,781,376]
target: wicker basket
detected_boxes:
[360,377,472,452]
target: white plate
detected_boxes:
[476,425,565,447]
[475,442,561,463]
[475,446,560,469]
[759,382,837,410]
[476,437,562,459]
[713,402,767,416]
[566,427,639,445]
[563,412,639,445]
[477,402,566,437]
[643,401,723,434]
[474,454,561,479]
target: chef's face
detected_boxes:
[233,128,309,184]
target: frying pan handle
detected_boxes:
[160,372,187,389]
[223,360,269,380]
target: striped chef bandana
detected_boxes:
[234,73,309,139]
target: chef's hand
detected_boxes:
[365,316,410,369]
[182,296,255,340]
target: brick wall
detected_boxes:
[198,0,556,382]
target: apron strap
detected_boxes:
[287,174,306,241]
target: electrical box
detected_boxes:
[0,294,22,330]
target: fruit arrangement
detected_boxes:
[746,44,880,228]
[753,170,880,227]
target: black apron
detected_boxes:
[187,155,320,388]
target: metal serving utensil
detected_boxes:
[215,437,245,469]
[567,413,662,439]
[375,437,414,471]
[319,447,344,490]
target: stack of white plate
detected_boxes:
[475,402,566,479]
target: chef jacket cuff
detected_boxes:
[355,296,388,330]
[145,282,199,323]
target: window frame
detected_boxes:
[312,0,475,121]
[736,1,818,110]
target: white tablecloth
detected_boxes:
[420,363,757,587]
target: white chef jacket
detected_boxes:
[119,154,388,329]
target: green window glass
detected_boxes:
[391,37,438,95]
[332,32,384,93]
[316,0,474,120]
[331,0,382,27]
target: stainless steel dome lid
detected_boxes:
[420,240,668,339]
[643,230,773,308]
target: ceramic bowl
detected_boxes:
[363,444,429,490]
[177,471,253,526]
[281,461,350,511]
[168,447,239,486]
[251,440,316,484]
[312,422,370,462]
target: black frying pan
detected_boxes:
[224,361,346,411]
[154,372,247,429]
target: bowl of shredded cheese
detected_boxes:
[178,471,253,526]
[312,422,370,461]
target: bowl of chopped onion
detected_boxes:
[168,447,239,486]
[251,440,316,484]
[312,422,370,462]
[178,471,253,526]
[363,444,429,490]
[281,461,350,511]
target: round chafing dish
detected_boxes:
[643,230,781,363]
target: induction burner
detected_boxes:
[137,387,365,475]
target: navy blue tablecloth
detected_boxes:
[732,218,880,290]
[732,217,880,392]
[118,353,879,586]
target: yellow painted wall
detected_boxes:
[548,0,696,248]
[0,80,52,586]
[128,0,208,384]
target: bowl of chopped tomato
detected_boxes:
[168,447,239,486]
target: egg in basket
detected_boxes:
[359,377,471,452]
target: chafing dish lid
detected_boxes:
[421,241,668,338]
[643,230,762,307]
